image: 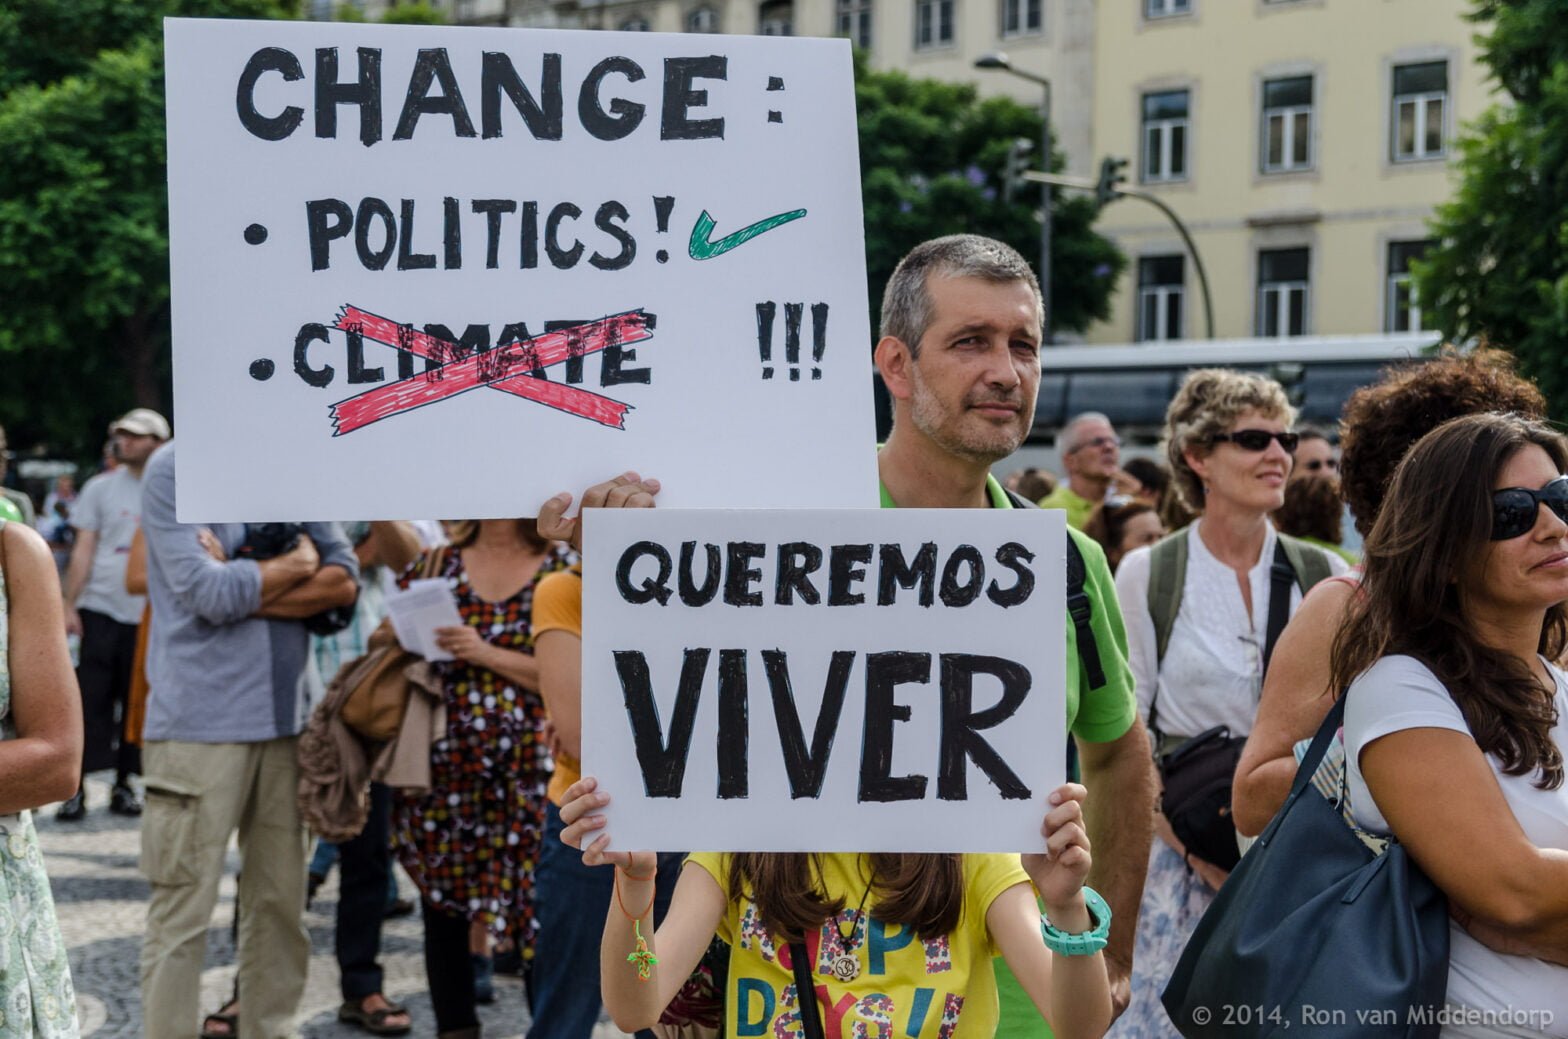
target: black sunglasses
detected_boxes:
[1491,476,1568,541]
[1303,458,1339,472]
[1210,429,1300,453]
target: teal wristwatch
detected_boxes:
[1040,886,1111,956]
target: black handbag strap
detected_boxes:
[1285,694,1348,807]
[789,942,825,1039]
[1005,487,1107,692]
[1261,539,1295,674]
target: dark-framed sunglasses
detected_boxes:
[1303,458,1339,472]
[1209,429,1300,453]
[1069,434,1122,454]
[1491,476,1568,541]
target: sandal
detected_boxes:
[200,1001,239,1039]
[338,996,413,1036]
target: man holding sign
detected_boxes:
[540,236,1154,1034]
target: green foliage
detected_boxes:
[855,53,1124,337]
[378,3,449,24]
[0,0,293,457]
[1415,0,1568,413]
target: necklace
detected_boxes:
[828,876,875,982]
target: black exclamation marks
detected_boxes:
[653,196,675,263]
[756,302,776,379]
[754,301,828,381]
[783,303,803,381]
[810,302,828,380]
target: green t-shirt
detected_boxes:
[880,473,1138,1039]
[1036,485,1097,531]
[0,497,22,525]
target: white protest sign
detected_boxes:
[163,19,876,522]
[581,508,1067,853]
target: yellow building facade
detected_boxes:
[1086,0,1492,343]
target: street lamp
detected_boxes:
[975,50,1053,343]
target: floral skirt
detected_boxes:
[0,813,78,1038]
[1109,839,1214,1039]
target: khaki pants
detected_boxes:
[139,737,309,1039]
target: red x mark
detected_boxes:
[328,306,655,436]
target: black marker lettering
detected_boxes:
[937,654,1031,800]
[764,649,854,799]
[723,542,765,607]
[393,48,476,140]
[589,201,636,271]
[315,47,382,147]
[878,542,937,607]
[579,57,646,141]
[828,544,873,606]
[236,47,304,141]
[716,649,748,799]
[306,198,352,271]
[775,542,823,605]
[615,648,708,797]
[859,651,931,803]
[987,542,1036,608]
[661,56,727,140]
[678,542,721,606]
[480,51,563,140]
[293,323,333,388]
[939,545,985,607]
[615,541,672,605]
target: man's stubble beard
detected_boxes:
[908,364,1030,466]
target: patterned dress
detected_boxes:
[0,520,79,1037]
[391,543,576,952]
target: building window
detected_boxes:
[759,0,794,34]
[1392,61,1447,162]
[1141,90,1189,183]
[1001,0,1042,36]
[1386,240,1435,332]
[686,5,719,31]
[619,15,652,29]
[1145,0,1190,18]
[1261,75,1313,173]
[1257,247,1309,337]
[1137,256,1185,342]
[837,0,872,49]
[914,0,955,48]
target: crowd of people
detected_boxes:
[1,232,1566,1038]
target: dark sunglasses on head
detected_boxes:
[1491,475,1568,541]
[1303,458,1339,472]
[1210,429,1300,453]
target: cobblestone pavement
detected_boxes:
[39,774,630,1039]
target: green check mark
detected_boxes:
[688,207,808,260]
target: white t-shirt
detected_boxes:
[1116,523,1348,739]
[1344,655,1568,1036]
[70,467,145,625]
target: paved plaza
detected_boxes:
[38,773,628,1038]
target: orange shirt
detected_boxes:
[532,568,582,806]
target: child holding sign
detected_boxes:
[558,776,1114,1039]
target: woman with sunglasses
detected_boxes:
[1110,369,1345,1038]
[1233,348,1548,838]
[1332,412,1568,1038]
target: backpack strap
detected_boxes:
[1147,527,1190,668]
[1006,487,1106,692]
[1263,533,1336,674]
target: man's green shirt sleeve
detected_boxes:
[1065,526,1137,745]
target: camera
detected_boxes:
[236,523,356,636]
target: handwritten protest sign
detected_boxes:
[581,508,1067,852]
[163,19,876,521]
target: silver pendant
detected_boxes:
[830,953,860,982]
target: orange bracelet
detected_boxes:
[614,871,658,981]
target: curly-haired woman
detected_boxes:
[1233,348,1547,837]
[1110,368,1344,1037]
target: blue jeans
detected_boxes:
[525,802,682,1039]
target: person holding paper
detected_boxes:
[388,518,575,1039]
[561,775,1113,1038]
[536,234,1155,1032]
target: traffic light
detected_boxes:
[1095,156,1128,209]
[1002,138,1034,204]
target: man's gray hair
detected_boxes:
[1061,412,1113,452]
[879,235,1042,356]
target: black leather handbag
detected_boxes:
[1161,695,1449,1038]
[1158,724,1247,869]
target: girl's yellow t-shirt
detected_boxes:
[686,852,1030,1038]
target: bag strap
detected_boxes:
[1276,532,1335,592]
[1261,539,1296,675]
[1007,488,1106,692]
[418,544,450,581]
[1286,694,1347,808]
[1145,527,1189,738]
[789,941,825,1039]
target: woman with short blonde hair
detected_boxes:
[1112,368,1344,1037]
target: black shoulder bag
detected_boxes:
[1162,694,1448,1037]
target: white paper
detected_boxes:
[164,19,877,521]
[581,508,1069,853]
[383,578,463,661]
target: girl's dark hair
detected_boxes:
[1329,412,1567,790]
[729,853,963,941]
[1273,474,1343,546]
[1121,457,1171,500]
[1083,500,1156,571]
[1339,348,1547,538]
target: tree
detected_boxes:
[1415,0,1568,412]
[855,54,1125,338]
[0,0,292,460]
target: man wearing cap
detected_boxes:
[58,407,170,819]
